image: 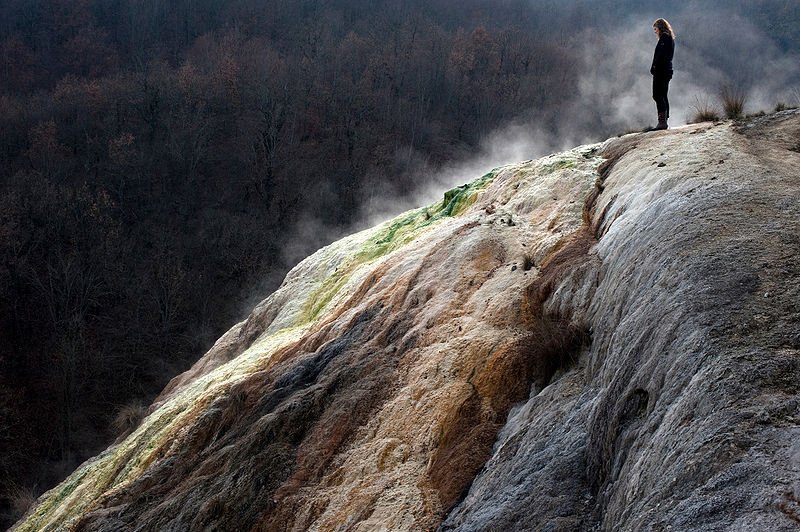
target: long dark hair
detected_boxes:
[653,18,676,39]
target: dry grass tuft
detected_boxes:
[533,315,592,388]
[8,484,38,519]
[112,401,147,439]
[523,254,535,272]
[690,95,721,123]
[720,84,747,119]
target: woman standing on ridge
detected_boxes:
[650,18,675,130]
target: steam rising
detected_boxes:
[279,1,799,289]
[360,4,799,230]
[360,123,568,230]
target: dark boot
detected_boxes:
[654,111,668,130]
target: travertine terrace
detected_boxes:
[15,110,800,531]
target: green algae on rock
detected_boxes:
[15,111,800,532]
[300,169,498,325]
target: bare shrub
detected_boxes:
[720,84,747,119]
[690,95,721,123]
[112,401,147,439]
[532,315,592,388]
[8,484,37,519]
[522,254,535,272]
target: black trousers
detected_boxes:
[652,75,671,117]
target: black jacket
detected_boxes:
[650,33,674,76]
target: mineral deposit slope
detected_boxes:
[15,110,800,531]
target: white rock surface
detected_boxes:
[15,111,800,532]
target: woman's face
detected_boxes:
[653,26,661,37]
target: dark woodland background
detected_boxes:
[0,0,798,525]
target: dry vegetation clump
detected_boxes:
[720,84,747,119]
[112,401,147,440]
[533,315,592,387]
[522,254,535,272]
[8,484,37,519]
[690,95,721,123]
[778,489,800,524]
[773,99,800,112]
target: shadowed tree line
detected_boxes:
[0,0,798,526]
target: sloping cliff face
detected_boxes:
[16,111,800,531]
